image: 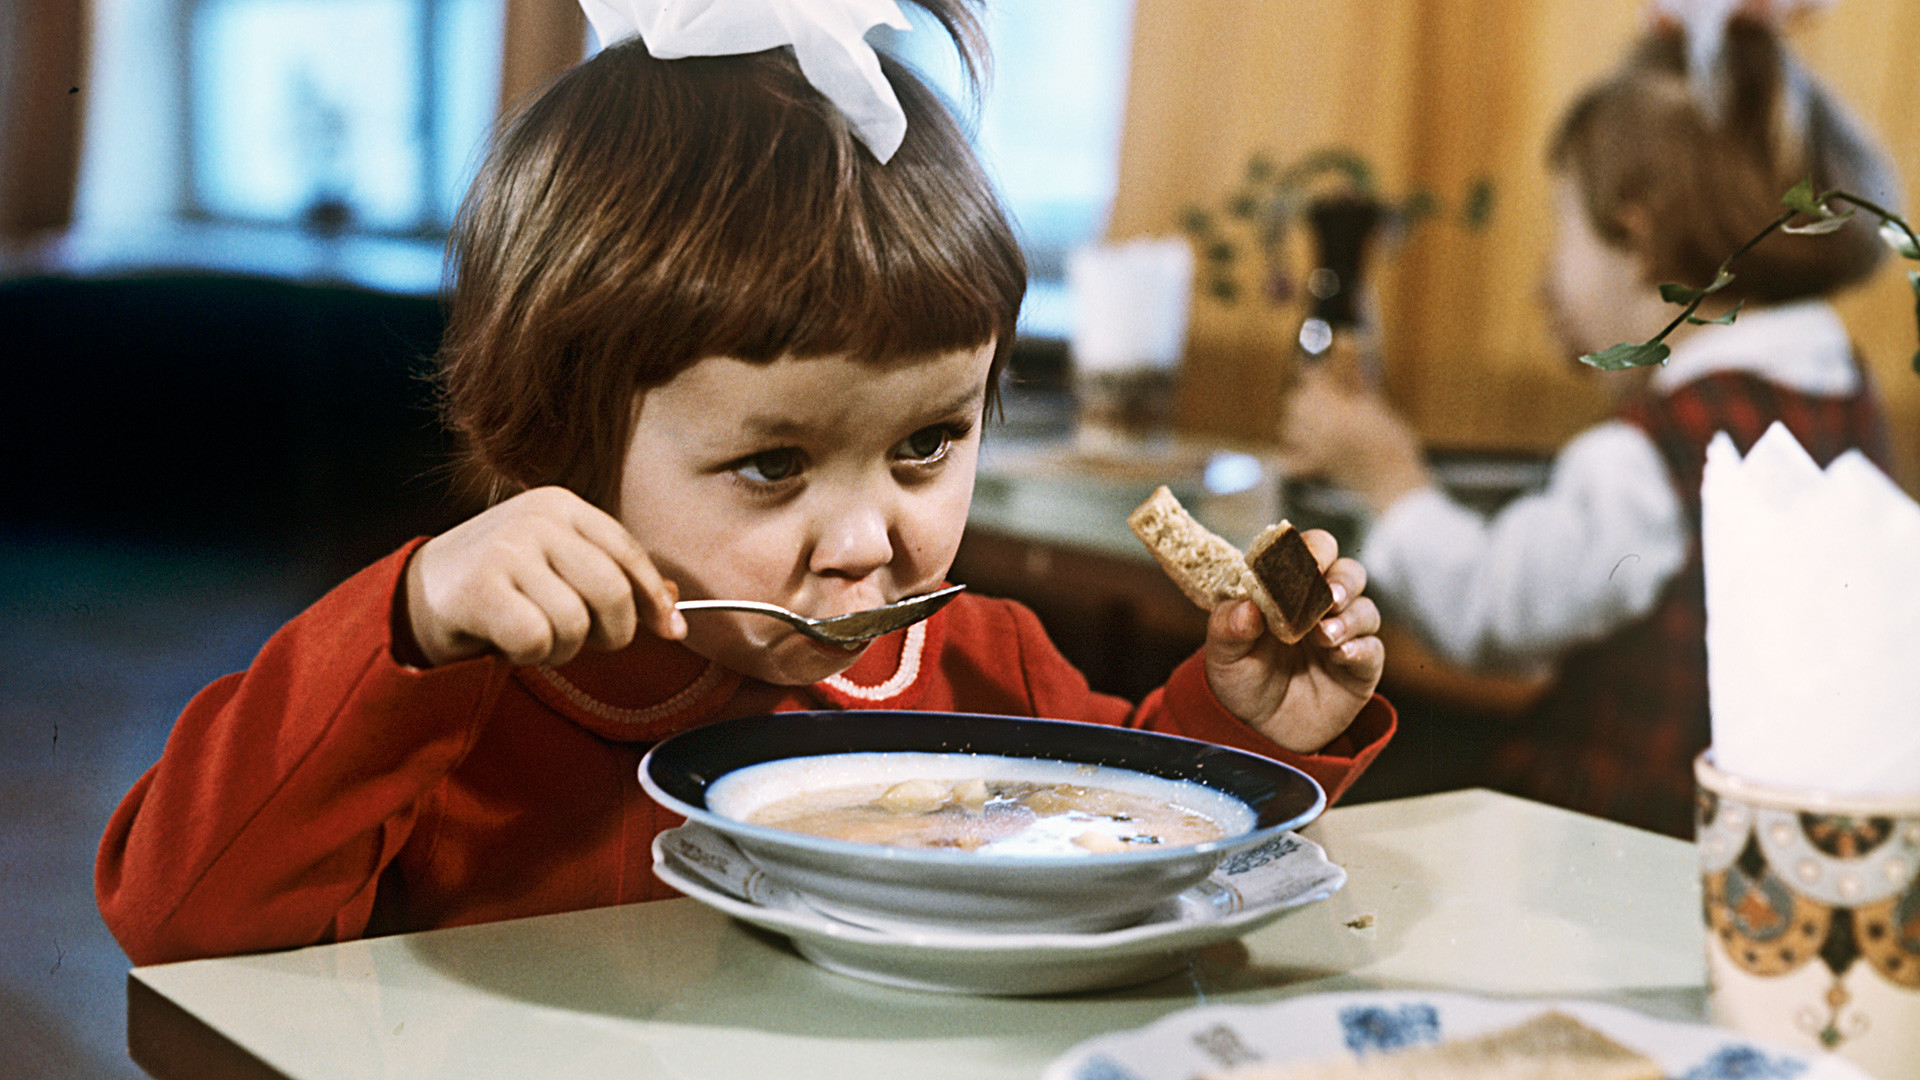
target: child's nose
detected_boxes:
[809,501,895,580]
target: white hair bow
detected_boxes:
[579,0,914,162]
[1649,0,1836,119]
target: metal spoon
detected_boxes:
[674,584,966,646]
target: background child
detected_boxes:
[1279,6,1897,837]
[97,0,1392,967]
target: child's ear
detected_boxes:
[1613,202,1660,283]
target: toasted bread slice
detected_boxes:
[1245,521,1335,644]
[1210,1011,1663,1080]
[1127,486,1331,644]
[1127,486,1251,610]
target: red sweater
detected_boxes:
[97,541,1394,965]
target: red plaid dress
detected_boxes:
[1486,369,1893,837]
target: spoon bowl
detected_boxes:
[675,584,966,646]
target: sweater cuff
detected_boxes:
[386,537,436,670]
[1156,652,1397,807]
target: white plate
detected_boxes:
[652,822,1345,996]
[1044,989,1878,1080]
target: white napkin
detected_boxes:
[1702,421,1920,796]
[1066,237,1194,373]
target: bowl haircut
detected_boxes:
[438,3,1026,510]
[1550,16,1897,308]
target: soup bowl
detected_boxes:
[639,710,1326,935]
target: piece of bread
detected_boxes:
[1127,486,1333,644]
[1208,1011,1663,1080]
[1245,520,1336,645]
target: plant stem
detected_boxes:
[1824,190,1920,255]
[1646,207,1796,346]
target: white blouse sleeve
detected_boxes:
[1356,420,1690,672]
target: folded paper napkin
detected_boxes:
[1702,421,1920,796]
[1066,237,1194,373]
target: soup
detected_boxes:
[705,752,1252,855]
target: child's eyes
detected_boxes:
[733,448,803,484]
[724,422,969,487]
[896,423,966,464]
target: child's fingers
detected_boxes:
[541,529,644,652]
[482,583,574,667]
[1326,631,1386,686]
[1314,594,1380,650]
[569,505,685,639]
[1321,555,1367,614]
[514,545,618,664]
[1313,594,1385,689]
[1204,599,1266,664]
[1299,527,1340,572]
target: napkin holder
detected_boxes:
[1694,423,1920,1079]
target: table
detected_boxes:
[127,789,1705,1080]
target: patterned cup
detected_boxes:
[1695,751,1920,1079]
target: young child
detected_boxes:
[97,0,1392,966]
[1279,6,1897,837]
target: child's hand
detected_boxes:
[402,487,686,668]
[1203,529,1384,753]
[1277,368,1433,515]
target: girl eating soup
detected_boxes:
[96,0,1393,966]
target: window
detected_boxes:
[78,0,502,245]
[72,0,1130,313]
[879,1,1136,338]
[186,0,499,234]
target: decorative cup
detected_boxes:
[1695,751,1920,1079]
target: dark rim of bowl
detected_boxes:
[640,710,1325,836]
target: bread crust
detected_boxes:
[1206,1011,1663,1080]
[1127,486,1331,644]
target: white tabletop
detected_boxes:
[128,789,1705,1079]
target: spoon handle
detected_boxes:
[673,599,799,618]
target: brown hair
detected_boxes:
[438,1,1026,508]
[1549,16,1896,306]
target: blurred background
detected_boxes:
[1,1,1916,1075]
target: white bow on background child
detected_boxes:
[578,0,914,161]
[1649,0,1835,119]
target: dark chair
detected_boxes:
[0,273,475,568]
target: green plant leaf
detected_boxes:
[1686,300,1744,326]
[1659,282,1703,305]
[1181,207,1213,236]
[1245,154,1275,183]
[1781,178,1822,216]
[1462,178,1496,229]
[1206,240,1236,263]
[1227,192,1259,219]
[1582,341,1671,370]
[1883,220,1920,260]
[1783,209,1855,235]
[1208,277,1238,303]
[1705,269,1736,294]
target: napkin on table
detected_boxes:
[1701,421,1920,797]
